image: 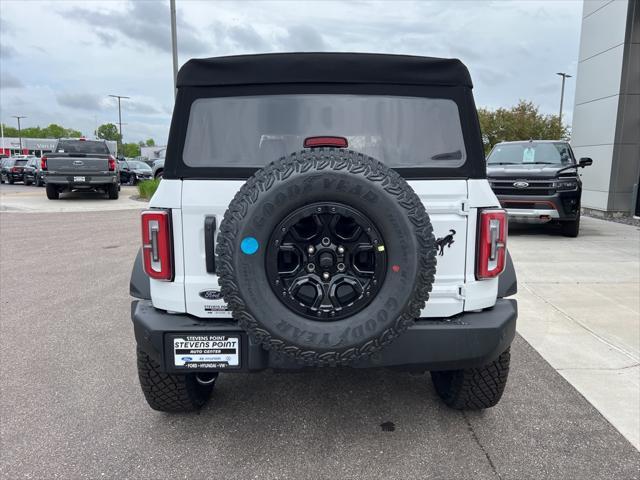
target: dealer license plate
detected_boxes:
[173,335,240,369]
[73,176,85,182]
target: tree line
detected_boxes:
[1,123,82,139]
[478,100,569,155]
[1,122,157,158]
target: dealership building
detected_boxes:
[571,0,639,217]
[0,137,57,157]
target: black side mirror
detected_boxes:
[578,157,593,168]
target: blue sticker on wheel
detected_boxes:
[240,236,259,255]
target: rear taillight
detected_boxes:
[141,210,174,281]
[41,156,47,170]
[108,155,116,171]
[11,167,18,172]
[476,209,507,279]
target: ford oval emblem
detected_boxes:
[199,289,222,300]
[513,181,529,188]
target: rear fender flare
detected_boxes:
[130,248,151,300]
[497,250,517,298]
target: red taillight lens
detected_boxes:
[41,156,47,170]
[303,136,348,148]
[11,167,18,172]
[476,209,507,280]
[108,155,116,171]
[141,210,173,281]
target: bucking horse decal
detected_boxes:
[435,229,456,256]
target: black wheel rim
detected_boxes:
[266,202,387,321]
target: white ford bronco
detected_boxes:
[130,53,517,413]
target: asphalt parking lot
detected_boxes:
[1,207,638,479]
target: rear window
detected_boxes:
[183,94,467,169]
[14,159,27,166]
[56,140,110,155]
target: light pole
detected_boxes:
[556,72,572,127]
[170,0,179,97]
[12,115,27,153]
[108,94,129,155]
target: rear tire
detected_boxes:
[46,184,59,200]
[136,347,215,412]
[24,179,32,186]
[561,214,580,237]
[431,348,510,410]
[107,183,119,199]
[8,178,14,185]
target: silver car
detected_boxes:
[152,158,165,179]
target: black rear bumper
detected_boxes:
[132,299,517,372]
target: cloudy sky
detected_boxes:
[0,0,582,145]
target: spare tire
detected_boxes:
[217,148,437,366]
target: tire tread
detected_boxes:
[431,349,511,409]
[136,347,213,412]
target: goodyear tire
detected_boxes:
[217,148,437,366]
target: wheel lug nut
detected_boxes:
[307,245,315,254]
[321,237,330,246]
[322,272,330,281]
[307,263,315,272]
[337,246,345,254]
[337,263,345,272]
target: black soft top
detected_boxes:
[177,52,473,88]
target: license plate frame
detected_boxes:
[73,176,85,182]
[169,334,241,371]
